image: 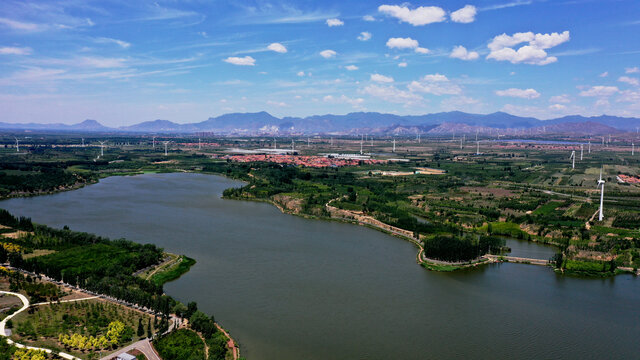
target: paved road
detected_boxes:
[0,291,82,360]
[32,295,99,306]
[100,338,161,360]
[485,254,549,266]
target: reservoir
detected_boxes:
[1,173,638,359]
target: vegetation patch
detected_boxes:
[154,329,205,360]
[149,256,196,286]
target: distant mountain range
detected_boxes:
[1,111,639,135]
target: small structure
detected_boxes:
[116,353,136,360]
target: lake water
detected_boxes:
[1,173,638,359]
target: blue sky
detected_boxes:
[0,0,639,126]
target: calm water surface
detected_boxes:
[1,173,638,359]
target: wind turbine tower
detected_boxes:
[274,138,277,149]
[460,138,463,149]
[163,141,169,156]
[360,136,363,155]
[392,138,396,152]
[81,138,85,147]
[580,144,583,161]
[152,137,156,149]
[588,140,591,154]
[597,167,605,221]
[476,141,480,155]
[570,150,575,169]
[632,143,635,156]
[98,141,106,157]
[198,138,201,150]
[14,137,20,153]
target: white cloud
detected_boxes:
[450,5,477,23]
[386,37,419,50]
[324,94,365,108]
[326,18,344,27]
[363,15,376,21]
[549,104,566,111]
[441,96,483,112]
[362,84,422,105]
[223,56,256,66]
[579,86,618,97]
[549,94,570,103]
[266,100,289,107]
[618,90,640,103]
[594,98,610,108]
[625,67,639,74]
[408,74,462,95]
[358,32,372,41]
[495,88,540,99]
[619,76,639,86]
[76,57,126,68]
[96,37,131,49]
[0,17,40,31]
[398,62,407,67]
[450,45,479,60]
[599,71,609,78]
[267,42,287,53]
[487,31,570,65]
[345,65,359,71]
[320,49,337,58]
[415,47,430,54]
[0,46,32,55]
[378,5,446,26]
[297,71,306,77]
[371,74,394,83]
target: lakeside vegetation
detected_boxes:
[0,207,235,360]
[2,133,640,278]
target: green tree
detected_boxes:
[137,318,144,337]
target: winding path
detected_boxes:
[0,291,82,360]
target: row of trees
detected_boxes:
[423,235,505,262]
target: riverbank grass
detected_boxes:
[146,255,196,286]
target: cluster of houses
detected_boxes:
[223,154,387,168]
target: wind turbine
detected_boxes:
[597,167,605,221]
[588,140,591,154]
[13,137,20,153]
[580,144,583,161]
[163,141,169,156]
[273,137,277,149]
[198,138,201,150]
[81,138,85,147]
[460,138,463,149]
[360,134,363,155]
[476,141,480,155]
[98,141,106,157]
[569,150,575,169]
[632,143,635,156]
[292,139,295,152]
[152,136,156,149]
[392,138,396,153]
[475,129,478,141]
